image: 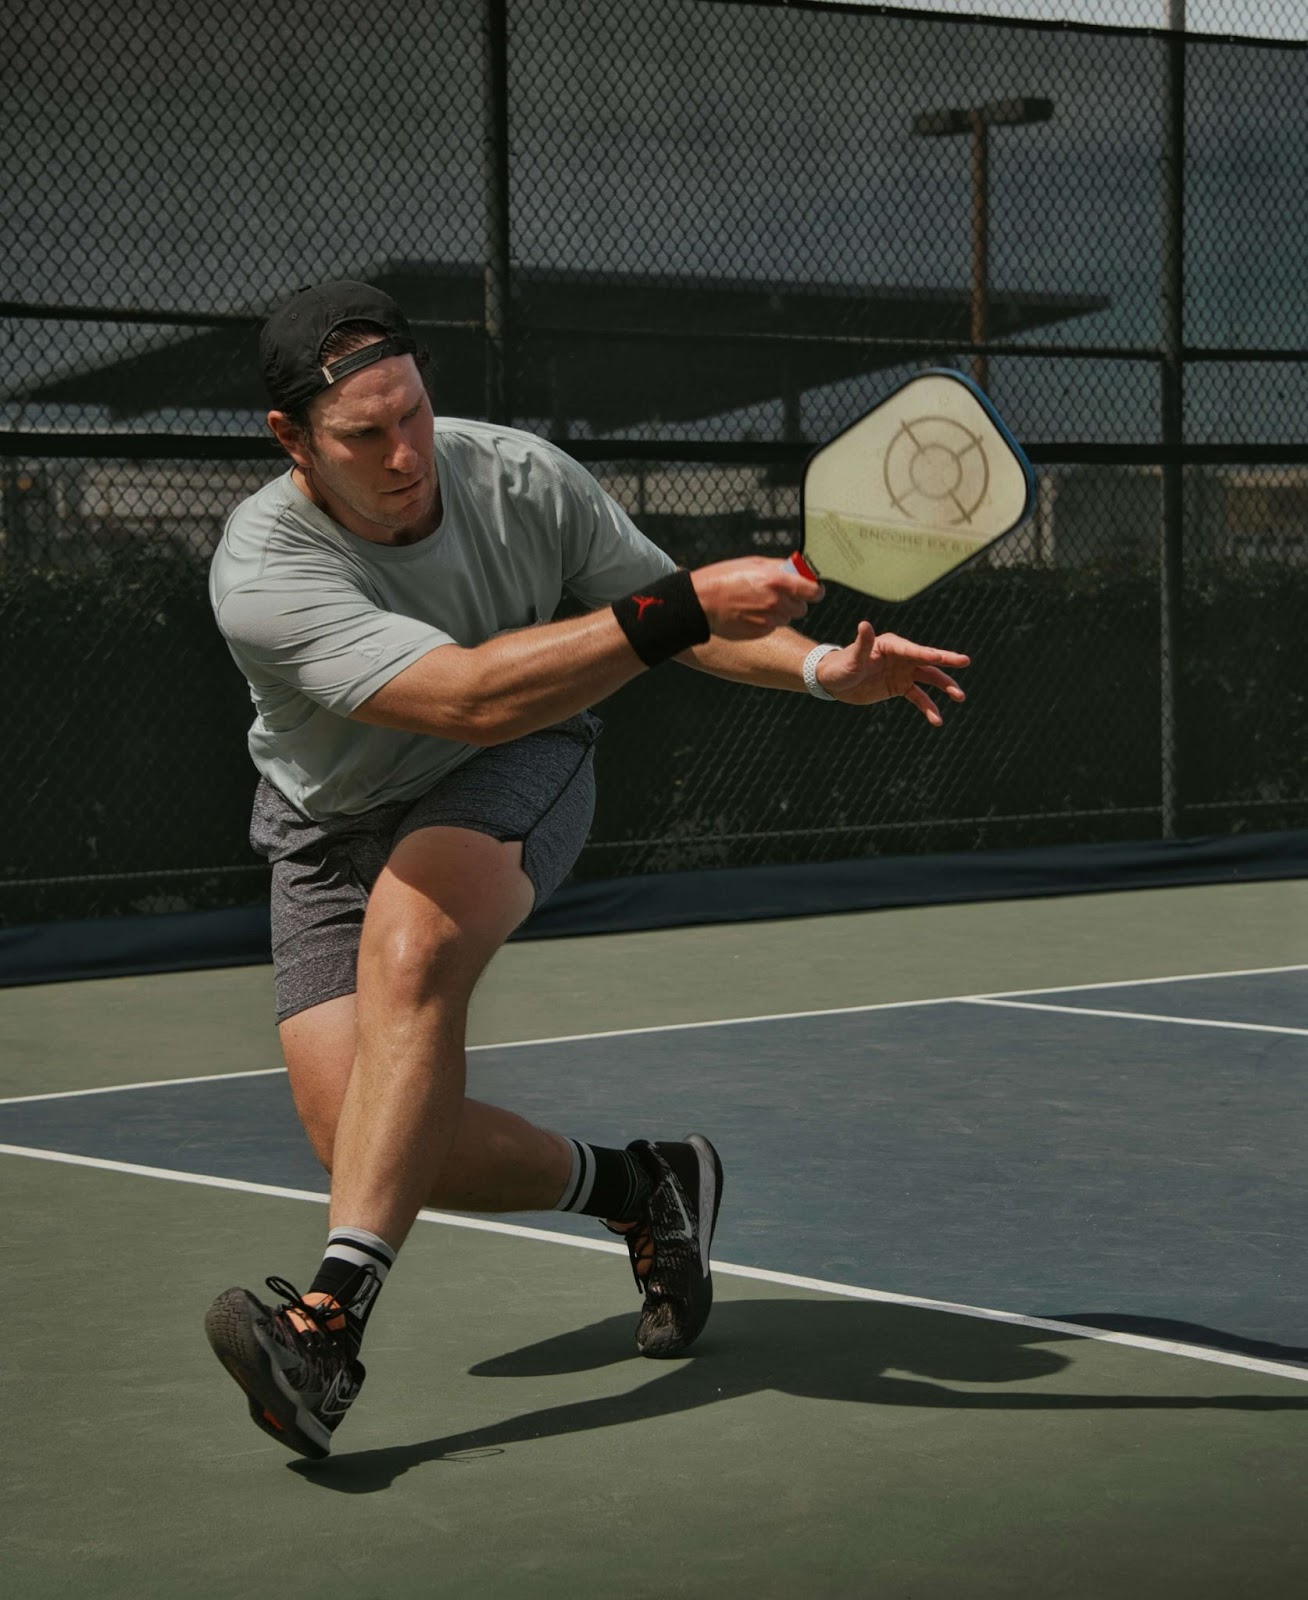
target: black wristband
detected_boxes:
[612,568,710,667]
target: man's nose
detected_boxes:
[385,430,418,472]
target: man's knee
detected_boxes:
[359,911,484,1006]
[357,827,533,1007]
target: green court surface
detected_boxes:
[4,878,1308,1597]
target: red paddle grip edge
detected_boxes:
[784,551,819,582]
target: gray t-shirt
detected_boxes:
[210,418,676,818]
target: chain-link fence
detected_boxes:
[3,0,1306,926]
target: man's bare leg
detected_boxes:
[280,996,574,1213]
[326,824,538,1248]
[205,822,721,1458]
[204,824,563,1459]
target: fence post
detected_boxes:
[1159,0,1186,837]
[482,0,513,424]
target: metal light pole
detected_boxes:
[482,0,513,425]
[912,98,1054,393]
[1159,0,1187,835]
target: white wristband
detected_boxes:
[802,643,841,701]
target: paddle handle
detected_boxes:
[781,551,820,582]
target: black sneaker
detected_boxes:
[204,1276,364,1460]
[609,1133,723,1358]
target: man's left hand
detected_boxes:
[818,621,970,726]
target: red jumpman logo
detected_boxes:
[632,594,663,621]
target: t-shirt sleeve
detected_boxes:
[215,572,455,716]
[546,446,678,606]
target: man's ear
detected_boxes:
[268,410,312,469]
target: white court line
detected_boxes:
[0,996,969,1108]
[969,960,1308,1000]
[967,997,1308,1037]
[2,1139,1306,1385]
[456,961,1308,1054]
[3,960,1305,1109]
[0,1066,285,1108]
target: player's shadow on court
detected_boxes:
[291,1297,1308,1494]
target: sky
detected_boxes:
[818,2,1305,39]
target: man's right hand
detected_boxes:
[691,557,825,640]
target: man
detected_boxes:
[204,280,969,1460]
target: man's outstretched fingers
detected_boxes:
[906,684,944,726]
[878,631,970,668]
[916,664,967,700]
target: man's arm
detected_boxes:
[351,605,645,743]
[678,622,972,727]
[676,629,815,690]
[349,557,822,743]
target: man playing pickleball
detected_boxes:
[204,280,969,1459]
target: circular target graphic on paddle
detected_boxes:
[883,415,989,526]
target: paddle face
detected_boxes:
[798,370,1035,603]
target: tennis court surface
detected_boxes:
[4,878,1307,1597]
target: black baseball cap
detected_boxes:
[259,279,418,412]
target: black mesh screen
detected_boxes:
[3,1,1305,924]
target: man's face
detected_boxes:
[277,352,439,542]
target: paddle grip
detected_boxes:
[781,551,819,582]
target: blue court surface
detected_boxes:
[4,964,1306,1364]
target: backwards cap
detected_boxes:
[259,279,418,411]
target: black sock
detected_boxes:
[306,1227,396,1354]
[555,1139,651,1222]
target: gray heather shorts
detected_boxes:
[250,712,600,1024]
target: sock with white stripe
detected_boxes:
[555,1139,651,1222]
[306,1228,397,1353]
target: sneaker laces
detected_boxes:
[605,1218,655,1293]
[263,1276,353,1381]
